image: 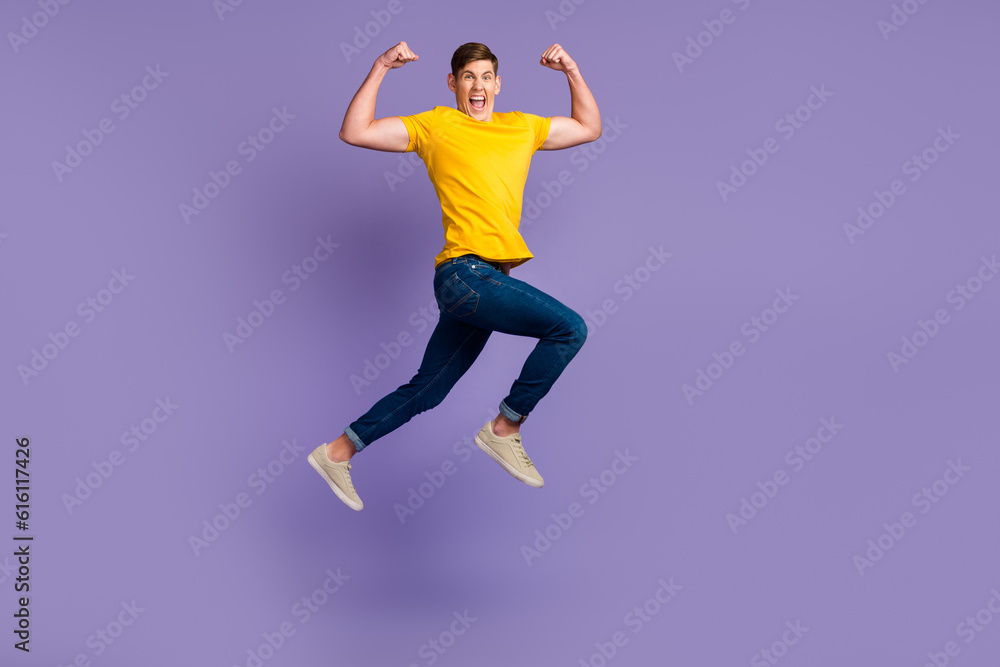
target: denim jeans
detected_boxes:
[344,254,588,452]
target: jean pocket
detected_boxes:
[434,272,479,317]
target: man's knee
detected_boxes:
[553,312,587,367]
[566,311,588,350]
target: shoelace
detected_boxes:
[339,462,357,494]
[509,435,534,468]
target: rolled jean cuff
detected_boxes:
[499,400,527,424]
[344,426,366,452]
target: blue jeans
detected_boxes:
[344,254,588,452]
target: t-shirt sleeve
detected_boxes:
[399,108,435,154]
[522,112,551,152]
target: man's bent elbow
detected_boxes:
[339,129,362,147]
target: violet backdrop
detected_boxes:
[2,0,999,665]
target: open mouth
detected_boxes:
[470,95,486,111]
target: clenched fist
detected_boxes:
[378,41,419,69]
[539,44,577,73]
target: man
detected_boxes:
[308,41,601,510]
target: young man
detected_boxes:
[308,41,601,510]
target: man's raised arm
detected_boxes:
[339,41,417,152]
[538,44,602,151]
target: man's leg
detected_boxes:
[488,266,519,437]
[312,307,490,507]
[440,257,587,485]
[338,314,491,456]
[313,261,502,508]
[458,262,588,423]
[318,257,586,498]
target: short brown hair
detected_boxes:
[451,42,498,79]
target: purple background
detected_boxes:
[3,0,999,665]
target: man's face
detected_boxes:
[448,59,499,122]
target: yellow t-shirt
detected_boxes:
[399,106,550,269]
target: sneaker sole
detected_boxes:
[307,453,363,511]
[474,434,544,488]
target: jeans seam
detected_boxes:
[492,279,578,338]
[467,264,503,286]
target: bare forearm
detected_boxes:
[566,69,601,137]
[340,60,391,141]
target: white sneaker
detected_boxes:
[474,421,544,488]
[307,444,363,510]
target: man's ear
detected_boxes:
[447,73,456,92]
[495,75,500,95]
